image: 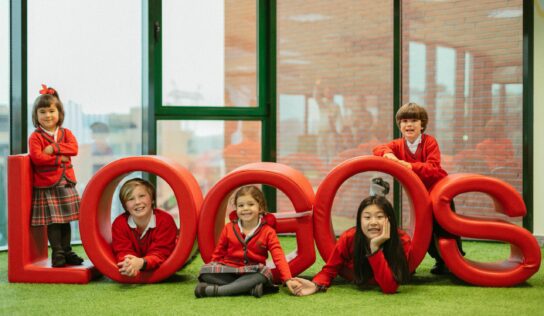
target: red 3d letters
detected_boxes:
[7,154,541,286]
[431,174,541,286]
[78,156,202,283]
[197,162,316,283]
[313,156,433,276]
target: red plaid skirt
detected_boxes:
[199,262,275,285]
[31,177,80,226]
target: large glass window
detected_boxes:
[277,0,394,233]
[0,0,10,247]
[157,120,262,198]
[403,0,523,224]
[28,0,142,239]
[162,0,257,107]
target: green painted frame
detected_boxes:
[8,0,533,229]
[142,0,277,210]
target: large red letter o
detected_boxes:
[314,156,433,277]
[198,162,315,282]
[431,174,541,286]
[79,156,202,283]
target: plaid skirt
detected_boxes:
[31,177,80,226]
[198,262,275,286]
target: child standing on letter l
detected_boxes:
[29,84,84,267]
[373,102,463,275]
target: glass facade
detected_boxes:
[157,120,262,195]
[2,1,529,248]
[162,0,257,107]
[27,0,142,240]
[277,0,394,233]
[0,0,9,247]
[402,0,523,225]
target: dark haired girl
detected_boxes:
[293,195,410,294]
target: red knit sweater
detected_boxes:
[373,134,447,190]
[211,212,293,282]
[313,228,411,294]
[29,127,78,188]
[111,209,177,271]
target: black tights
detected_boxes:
[200,273,267,296]
[47,223,72,254]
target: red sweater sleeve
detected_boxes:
[210,225,230,262]
[372,139,401,157]
[312,231,351,288]
[111,215,139,263]
[29,132,59,167]
[266,228,292,282]
[53,128,78,156]
[408,136,446,187]
[367,250,398,294]
[368,230,412,294]
[143,211,177,270]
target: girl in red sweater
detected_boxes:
[293,195,411,295]
[29,84,84,267]
[112,178,177,277]
[195,185,299,298]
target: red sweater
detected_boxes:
[29,127,78,188]
[373,134,447,190]
[211,212,293,282]
[111,209,177,271]
[313,228,411,294]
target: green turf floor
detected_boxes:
[0,238,542,315]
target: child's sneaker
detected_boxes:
[51,251,66,268]
[65,251,84,265]
[250,283,263,298]
[430,261,449,275]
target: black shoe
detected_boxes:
[430,261,449,275]
[65,251,84,265]
[194,282,208,298]
[51,251,66,268]
[250,283,263,298]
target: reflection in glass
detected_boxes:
[28,0,142,239]
[0,0,10,247]
[277,0,394,233]
[162,0,257,107]
[157,120,261,206]
[403,0,523,224]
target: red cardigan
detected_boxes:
[373,134,447,190]
[211,212,293,282]
[29,127,78,188]
[313,228,411,294]
[111,209,177,271]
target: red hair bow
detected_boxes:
[39,84,56,95]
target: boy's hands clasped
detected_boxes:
[117,255,145,277]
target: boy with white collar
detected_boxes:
[373,102,463,275]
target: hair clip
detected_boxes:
[39,84,56,95]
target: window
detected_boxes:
[28,0,142,238]
[277,0,394,233]
[162,0,257,107]
[0,0,10,247]
[403,0,523,224]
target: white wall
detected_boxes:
[533,1,544,243]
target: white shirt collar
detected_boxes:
[238,216,262,241]
[40,126,59,142]
[128,212,156,239]
[406,134,422,154]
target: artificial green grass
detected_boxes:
[0,239,542,316]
